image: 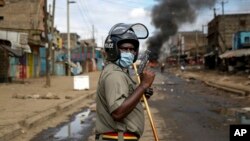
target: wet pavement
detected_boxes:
[31,108,95,141]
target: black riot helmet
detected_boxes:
[104,23,149,62]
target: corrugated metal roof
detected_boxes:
[0,44,23,57]
[219,49,250,58]
[204,51,215,57]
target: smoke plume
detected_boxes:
[147,0,217,61]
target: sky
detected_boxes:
[48,0,250,48]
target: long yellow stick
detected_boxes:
[133,63,159,141]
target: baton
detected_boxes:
[133,63,159,141]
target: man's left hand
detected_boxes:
[144,87,153,99]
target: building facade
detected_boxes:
[0,0,45,82]
[206,13,250,69]
[168,31,207,65]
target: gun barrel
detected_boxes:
[138,50,151,74]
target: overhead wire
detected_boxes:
[68,0,155,41]
[76,0,100,39]
[77,0,93,26]
[75,2,92,34]
[79,0,99,39]
[101,0,143,9]
[80,0,94,25]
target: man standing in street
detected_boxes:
[95,23,155,141]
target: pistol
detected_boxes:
[137,50,151,75]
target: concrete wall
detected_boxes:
[0,0,44,30]
[208,14,250,52]
[170,31,207,57]
[60,33,80,49]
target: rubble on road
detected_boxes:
[12,93,60,100]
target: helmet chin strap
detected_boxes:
[115,59,125,69]
[117,59,123,68]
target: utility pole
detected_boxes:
[221,1,224,15]
[44,0,50,87]
[51,0,56,75]
[213,7,217,18]
[92,25,95,65]
[177,34,181,66]
[221,0,228,15]
[202,25,206,49]
[44,0,56,87]
[66,0,76,76]
[195,30,199,64]
[67,0,71,76]
[92,25,95,41]
[221,0,228,52]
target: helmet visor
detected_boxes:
[109,23,149,39]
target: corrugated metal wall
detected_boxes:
[54,62,65,76]
[18,55,27,79]
[27,53,33,78]
[9,57,18,78]
[39,47,46,76]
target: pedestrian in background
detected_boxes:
[160,63,165,73]
[95,23,155,141]
[181,60,185,72]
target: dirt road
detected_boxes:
[149,71,250,141]
[1,67,250,141]
[0,72,99,141]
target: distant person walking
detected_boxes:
[180,61,185,72]
[160,63,165,73]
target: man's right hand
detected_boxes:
[140,70,155,89]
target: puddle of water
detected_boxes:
[54,109,91,139]
[31,108,95,141]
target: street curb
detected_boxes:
[0,91,96,141]
[0,125,21,141]
[217,82,250,95]
[24,109,57,128]
[180,72,250,96]
[205,81,247,96]
[57,90,95,111]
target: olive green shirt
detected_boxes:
[95,63,145,137]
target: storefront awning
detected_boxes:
[219,49,250,59]
[0,44,23,57]
[0,30,31,56]
[204,51,215,57]
[11,41,31,53]
[0,39,31,57]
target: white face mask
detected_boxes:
[116,52,135,68]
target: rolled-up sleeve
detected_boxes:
[104,72,128,113]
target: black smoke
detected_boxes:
[147,0,217,61]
